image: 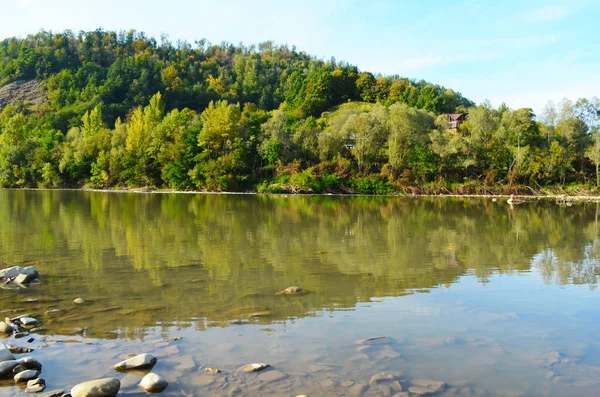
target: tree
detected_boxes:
[387,103,434,171]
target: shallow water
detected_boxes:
[0,190,599,396]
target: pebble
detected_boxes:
[73,298,85,304]
[277,286,305,295]
[20,317,39,326]
[204,367,222,374]
[139,372,168,393]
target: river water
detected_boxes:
[0,190,599,396]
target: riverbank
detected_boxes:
[6,186,600,202]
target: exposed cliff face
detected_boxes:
[0,79,47,111]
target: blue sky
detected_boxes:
[2,0,599,114]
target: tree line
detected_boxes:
[0,29,599,193]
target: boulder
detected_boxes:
[139,373,168,393]
[14,369,39,382]
[114,353,157,371]
[70,378,120,397]
[0,344,15,362]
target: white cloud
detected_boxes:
[520,5,572,23]
[15,0,33,8]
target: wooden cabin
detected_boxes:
[447,113,467,132]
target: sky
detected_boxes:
[2,0,599,114]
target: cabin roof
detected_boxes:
[448,113,466,121]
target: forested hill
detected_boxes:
[0,29,471,127]
[0,29,599,194]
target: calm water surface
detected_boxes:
[0,190,599,396]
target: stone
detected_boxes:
[408,379,445,395]
[114,353,157,371]
[73,298,85,304]
[39,390,64,397]
[19,357,42,370]
[13,364,28,374]
[277,286,305,295]
[15,273,35,285]
[14,369,39,382]
[21,266,39,277]
[355,336,392,345]
[0,344,16,362]
[26,377,46,393]
[348,383,367,396]
[204,367,222,374]
[20,317,39,327]
[0,266,24,279]
[239,363,270,372]
[0,360,19,377]
[369,372,402,385]
[139,372,168,393]
[70,378,120,397]
[0,321,13,334]
[257,370,288,383]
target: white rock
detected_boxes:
[114,353,157,370]
[139,373,168,393]
[71,378,120,397]
[239,363,270,372]
[73,298,85,304]
[20,317,39,326]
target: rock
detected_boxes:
[70,378,120,397]
[114,353,157,371]
[0,344,16,362]
[204,367,221,374]
[26,377,46,393]
[139,373,168,393]
[40,389,64,397]
[0,266,24,279]
[14,369,39,382]
[20,317,39,327]
[0,321,13,334]
[239,363,270,372]
[21,266,39,277]
[369,372,402,385]
[6,344,34,354]
[19,357,43,370]
[46,309,61,315]
[257,370,288,383]
[409,379,445,395]
[15,273,35,285]
[348,383,367,396]
[355,336,392,345]
[13,364,28,374]
[277,286,305,295]
[73,298,85,304]
[0,360,19,377]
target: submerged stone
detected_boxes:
[277,286,306,295]
[0,344,16,362]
